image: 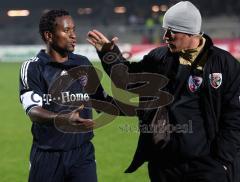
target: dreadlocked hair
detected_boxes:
[39,9,70,42]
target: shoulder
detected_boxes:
[201,35,239,71]
[142,46,168,64]
[20,56,42,90]
[20,56,42,75]
[148,46,168,58]
[205,46,240,89]
[71,53,92,66]
[208,46,239,71]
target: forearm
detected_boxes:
[215,129,240,164]
[97,45,125,75]
[28,106,57,124]
[28,106,94,132]
[213,111,240,164]
[216,82,240,163]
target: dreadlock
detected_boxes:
[39,9,70,42]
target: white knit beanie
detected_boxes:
[163,1,202,35]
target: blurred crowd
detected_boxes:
[0,0,240,44]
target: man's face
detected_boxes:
[163,28,192,53]
[50,15,77,53]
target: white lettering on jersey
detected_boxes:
[61,91,89,103]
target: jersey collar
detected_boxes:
[37,49,76,65]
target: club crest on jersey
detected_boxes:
[79,75,88,87]
[188,75,203,92]
[209,73,222,89]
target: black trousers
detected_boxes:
[148,156,228,182]
[28,142,97,182]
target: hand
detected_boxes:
[55,105,96,132]
[68,105,95,129]
[87,29,118,52]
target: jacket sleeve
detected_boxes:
[214,52,240,165]
[19,60,43,114]
[97,45,165,75]
[96,45,170,117]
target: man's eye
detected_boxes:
[171,30,177,34]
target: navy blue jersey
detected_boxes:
[19,50,109,151]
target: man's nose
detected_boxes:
[163,30,173,41]
[70,31,76,39]
[163,31,169,41]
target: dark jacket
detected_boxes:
[98,35,240,182]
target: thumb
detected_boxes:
[73,104,84,113]
[111,37,118,45]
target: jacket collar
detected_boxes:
[37,49,76,65]
[193,34,213,68]
[166,34,214,69]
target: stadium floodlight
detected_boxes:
[42,9,50,14]
[7,10,30,17]
[114,6,126,14]
[160,5,168,12]
[78,8,92,15]
[152,5,160,12]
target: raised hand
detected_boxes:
[87,29,118,52]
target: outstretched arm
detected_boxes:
[28,105,95,129]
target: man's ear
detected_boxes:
[44,31,53,43]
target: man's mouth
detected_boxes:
[70,41,76,47]
[167,43,175,49]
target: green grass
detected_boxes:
[0,62,148,182]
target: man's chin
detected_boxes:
[67,47,75,53]
[168,45,177,53]
[168,47,178,53]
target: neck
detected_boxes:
[46,45,68,63]
[179,36,205,63]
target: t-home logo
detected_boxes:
[43,92,89,105]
